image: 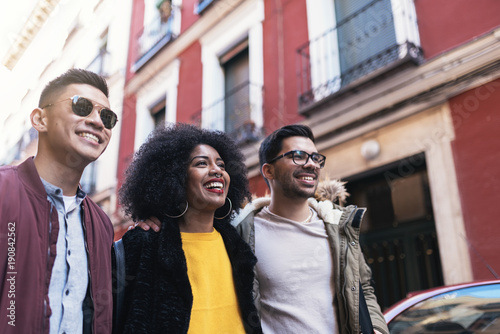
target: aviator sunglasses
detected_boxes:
[268,150,326,168]
[41,95,118,129]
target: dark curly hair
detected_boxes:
[119,123,251,225]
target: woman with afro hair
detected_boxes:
[115,123,262,334]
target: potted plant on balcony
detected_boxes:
[156,0,172,23]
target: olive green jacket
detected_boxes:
[231,197,389,334]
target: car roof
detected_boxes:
[383,279,500,323]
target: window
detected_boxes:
[222,43,249,134]
[87,28,109,77]
[299,0,421,108]
[335,0,397,85]
[134,60,179,151]
[151,99,166,128]
[221,44,262,145]
[134,0,181,71]
[200,0,264,145]
[388,283,500,333]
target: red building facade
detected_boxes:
[116,0,500,308]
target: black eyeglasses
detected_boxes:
[268,150,326,168]
[41,95,118,129]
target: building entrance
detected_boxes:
[344,153,444,309]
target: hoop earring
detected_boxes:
[214,198,232,220]
[165,201,188,218]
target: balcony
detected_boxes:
[133,9,177,71]
[297,0,422,112]
[192,81,264,146]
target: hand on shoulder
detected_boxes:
[128,217,162,232]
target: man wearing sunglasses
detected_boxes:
[232,125,389,334]
[0,69,117,334]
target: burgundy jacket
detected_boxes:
[0,158,114,334]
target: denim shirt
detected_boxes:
[42,179,88,334]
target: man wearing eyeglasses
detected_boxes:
[0,69,118,334]
[232,125,389,334]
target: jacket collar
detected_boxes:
[214,220,257,266]
[17,157,49,200]
[232,197,343,226]
[231,197,270,227]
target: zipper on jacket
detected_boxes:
[341,205,357,333]
[43,203,54,334]
[80,204,95,333]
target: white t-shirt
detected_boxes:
[254,206,338,334]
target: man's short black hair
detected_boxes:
[259,124,316,169]
[119,123,251,224]
[38,68,109,108]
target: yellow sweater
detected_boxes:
[181,229,245,334]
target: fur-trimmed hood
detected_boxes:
[314,177,349,205]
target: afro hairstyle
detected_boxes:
[119,123,251,225]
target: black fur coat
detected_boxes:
[115,219,262,334]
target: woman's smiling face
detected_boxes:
[185,144,230,213]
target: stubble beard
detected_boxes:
[275,168,317,200]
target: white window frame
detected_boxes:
[134,59,180,150]
[305,0,341,97]
[199,0,264,132]
[305,0,420,99]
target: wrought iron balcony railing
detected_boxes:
[191,81,264,146]
[296,0,422,111]
[133,9,177,70]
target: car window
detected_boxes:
[388,283,500,333]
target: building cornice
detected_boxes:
[305,27,500,148]
[2,0,60,70]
